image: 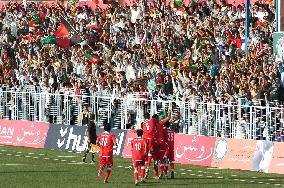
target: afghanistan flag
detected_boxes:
[86,24,103,32]
[55,0,64,5]
[168,60,178,69]
[178,52,191,67]
[172,69,180,79]
[172,0,190,15]
[54,17,83,48]
[180,64,198,72]
[86,50,100,65]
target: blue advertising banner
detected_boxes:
[44,124,89,153]
[44,124,127,156]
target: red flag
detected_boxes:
[93,0,99,4]
[54,17,83,48]
[89,55,100,65]
[86,24,103,32]
[29,21,36,33]
[22,34,35,44]
[54,22,70,48]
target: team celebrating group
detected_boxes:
[95,113,175,185]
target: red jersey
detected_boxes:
[97,132,116,157]
[155,120,167,143]
[163,127,175,150]
[142,118,156,139]
[131,137,148,161]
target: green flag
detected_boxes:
[41,36,57,45]
[32,14,40,23]
[190,0,196,6]
[70,0,76,5]
[192,39,200,62]
[178,53,187,62]
[168,60,178,69]
[172,0,190,15]
[180,63,198,72]
[85,49,94,60]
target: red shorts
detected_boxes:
[153,142,169,161]
[100,156,113,167]
[132,160,145,168]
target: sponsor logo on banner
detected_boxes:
[252,140,274,173]
[174,134,216,166]
[269,142,284,174]
[0,120,49,148]
[211,138,257,170]
[122,130,136,158]
[273,32,284,61]
[44,124,89,152]
[44,124,127,155]
[96,127,127,156]
[214,139,228,161]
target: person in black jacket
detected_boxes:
[82,121,97,163]
[164,75,173,96]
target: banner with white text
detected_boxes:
[0,120,49,148]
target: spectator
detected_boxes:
[78,103,95,126]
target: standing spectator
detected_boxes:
[78,103,95,126]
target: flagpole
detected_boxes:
[245,0,250,55]
[276,0,279,32]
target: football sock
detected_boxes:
[98,166,103,180]
[105,168,111,182]
[140,166,145,179]
[164,165,169,174]
[160,164,165,174]
[137,166,142,178]
[134,168,139,182]
[153,162,159,177]
[170,163,174,171]
[146,155,152,168]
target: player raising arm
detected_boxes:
[131,129,148,186]
[96,123,117,184]
[153,113,171,179]
[141,113,156,178]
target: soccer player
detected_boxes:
[163,121,175,179]
[131,129,148,186]
[141,113,156,178]
[153,113,170,179]
[96,123,117,184]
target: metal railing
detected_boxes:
[0,90,284,142]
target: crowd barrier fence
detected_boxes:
[0,91,284,142]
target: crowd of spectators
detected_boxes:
[0,0,283,108]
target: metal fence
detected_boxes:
[0,91,284,142]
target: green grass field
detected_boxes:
[0,145,284,188]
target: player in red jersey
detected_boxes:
[153,113,171,179]
[96,123,117,184]
[141,113,157,178]
[163,121,175,179]
[131,129,148,186]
